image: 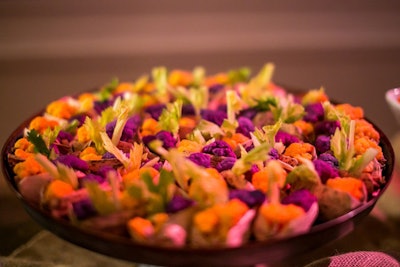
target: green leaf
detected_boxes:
[99,77,119,101]
[158,99,183,135]
[27,129,50,157]
[152,66,169,102]
[253,97,278,112]
[232,142,271,176]
[228,67,251,84]
[83,117,106,154]
[240,63,275,106]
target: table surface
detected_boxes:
[1,49,400,266]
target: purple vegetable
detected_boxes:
[143,131,177,150]
[319,152,339,168]
[275,131,300,146]
[155,130,177,149]
[182,104,196,116]
[188,153,211,168]
[244,164,260,181]
[314,135,331,154]
[244,142,254,152]
[102,152,116,159]
[96,165,117,179]
[314,120,340,136]
[281,189,317,212]
[79,173,106,187]
[106,115,141,142]
[69,114,87,126]
[216,157,236,172]
[209,84,225,93]
[303,102,324,123]
[238,108,258,120]
[217,104,227,112]
[57,130,75,142]
[72,198,97,220]
[229,189,265,208]
[151,161,163,171]
[202,140,236,158]
[268,148,280,159]
[200,109,227,126]
[94,100,113,114]
[313,159,339,183]
[55,155,89,172]
[166,195,195,213]
[145,104,166,120]
[236,117,255,138]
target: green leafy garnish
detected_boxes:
[240,63,275,106]
[228,67,251,84]
[99,77,119,101]
[232,142,271,176]
[270,95,304,123]
[158,99,183,135]
[27,129,50,157]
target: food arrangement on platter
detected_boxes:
[6,63,388,248]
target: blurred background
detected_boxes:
[1,0,400,264]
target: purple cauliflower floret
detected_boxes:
[209,84,225,93]
[244,164,260,181]
[155,131,177,149]
[72,198,97,220]
[236,117,255,138]
[69,114,87,126]
[55,154,89,172]
[200,109,227,126]
[202,140,236,158]
[143,130,177,150]
[106,115,141,142]
[229,189,266,208]
[145,104,166,120]
[275,131,300,146]
[303,102,325,123]
[151,161,163,171]
[94,99,113,114]
[238,108,258,120]
[57,130,75,142]
[268,148,280,159]
[182,104,196,116]
[166,195,195,213]
[188,152,211,168]
[102,152,116,159]
[313,159,340,183]
[281,189,317,212]
[216,157,237,172]
[314,135,331,154]
[95,165,117,179]
[314,120,340,136]
[78,173,106,187]
[319,152,339,168]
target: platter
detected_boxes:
[1,64,395,266]
[1,105,394,267]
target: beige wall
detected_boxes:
[1,1,400,59]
